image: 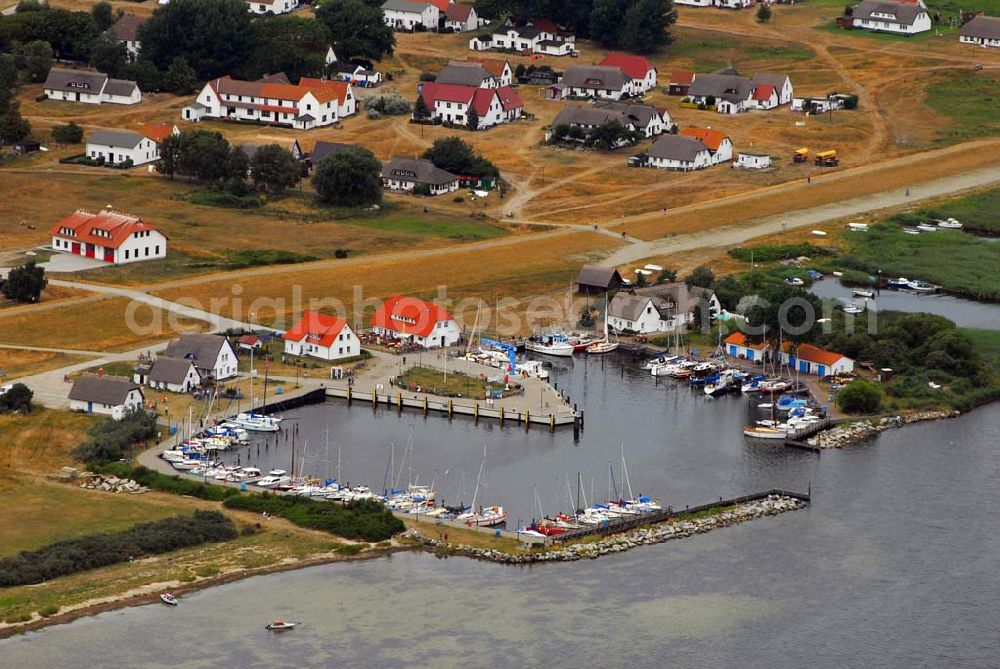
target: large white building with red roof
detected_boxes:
[598,52,658,95]
[283,311,360,361]
[418,82,523,129]
[49,208,167,265]
[182,73,355,130]
[371,295,461,348]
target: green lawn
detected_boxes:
[346,213,508,241]
[964,329,1000,371]
[816,20,956,42]
[927,0,1000,17]
[668,35,815,72]
[396,365,510,399]
[895,187,1000,235]
[924,72,1000,145]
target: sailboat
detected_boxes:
[587,293,620,354]
[456,444,507,527]
[233,353,281,432]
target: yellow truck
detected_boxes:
[815,149,838,167]
[793,147,809,163]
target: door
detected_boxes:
[103,248,114,262]
[86,401,93,413]
[818,365,826,377]
[85,244,95,258]
[799,360,808,373]
[71,242,80,255]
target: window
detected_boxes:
[125,250,129,259]
[145,247,149,257]
[155,245,160,254]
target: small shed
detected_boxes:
[734,152,771,169]
[576,265,624,294]
[12,139,41,155]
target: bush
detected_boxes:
[38,605,59,618]
[756,3,772,22]
[419,71,436,82]
[837,380,883,414]
[72,409,158,466]
[0,511,237,587]
[728,243,833,263]
[223,494,404,542]
[0,383,33,414]
[97,463,242,502]
[364,91,411,117]
[334,248,349,258]
[188,189,263,209]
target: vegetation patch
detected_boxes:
[222,249,318,269]
[895,187,1000,235]
[924,72,1000,144]
[187,189,264,209]
[0,511,237,587]
[97,463,242,502]
[728,243,834,263]
[72,410,158,466]
[223,494,404,542]
[395,365,516,399]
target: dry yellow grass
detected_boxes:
[0,298,207,352]
[0,348,93,380]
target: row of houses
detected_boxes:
[550,101,671,140]
[545,54,659,100]
[382,0,483,32]
[725,333,855,377]
[631,128,734,171]
[683,67,793,115]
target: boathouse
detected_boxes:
[783,343,854,376]
[724,332,769,361]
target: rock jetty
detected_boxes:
[810,409,959,448]
[408,495,806,564]
[79,475,148,494]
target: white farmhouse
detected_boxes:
[852,0,932,34]
[444,2,478,31]
[959,15,1000,47]
[105,15,145,58]
[382,0,440,30]
[43,68,141,105]
[680,128,733,163]
[381,157,460,195]
[371,295,461,348]
[642,134,714,171]
[134,356,201,393]
[182,73,355,129]
[86,130,159,167]
[49,208,167,265]
[607,285,720,334]
[162,334,239,382]
[245,0,297,14]
[598,53,658,95]
[418,82,523,128]
[282,311,361,362]
[69,374,145,419]
[548,65,631,100]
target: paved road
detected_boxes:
[604,163,1000,266]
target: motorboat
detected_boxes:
[171,459,201,471]
[886,277,912,289]
[643,355,679,371]
[851,289,874,299]
[907,280,937,293]
[841,303,865,314]
[256,472,291,488]
[937,218,962,229]
[525,335,574,357]
[160,593,178,606]
[743,425,791,440]
[232,412,281,432]
[265,621,296,631]
[784,277,805,286]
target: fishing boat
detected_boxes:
[232,412,281,432]
[160,593,178,606]
[525,334,574,357]
[265,620,296,631]
[937,218,962,229]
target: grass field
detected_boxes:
[0,298,207,352]
[924,73,1000,145]
[0,349,94,381]
[893,186,1000,235]
[0,408,94,486]
[396,365,502,399]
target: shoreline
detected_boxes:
[0,543,410,641]
[811,409,961,448]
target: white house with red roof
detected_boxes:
[371,295,461,348]
[49,207,167,264]
[182,73,355,129]
[598,53,657,95]
[283,311,360,361]
[419,82,523,128]
[783,344,854,377]
[444,2,478,31]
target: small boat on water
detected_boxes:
[886,277,912,289]
[851,289,874,299]
[743,425,790,440]
[907,279,937,293]
[160,593,178,606]
[232,412,281,432]
[842,303,865,314]
[586,339,619,355]
[265,620,296,631]
[525,335,575,357]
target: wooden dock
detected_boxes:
[324,386,582,432]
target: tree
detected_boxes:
[158,133,180,177]
[91,1,116,31]
[163,56,197,95]
[412,93,431,121]
[465,104,479,131]
[52,121,83,144]
[0,101,31,145]
[175,130,231,182]
[249,144,302,195]
[225,145,250,181]
[1,261,46,303]
[422,136,498,178]
[89,36,129,79]
[0,9,101,61]
[684,265,715,288]
[589,0,629,48]
[837,380,882,414]
[618,0,675,53]
[125,58,161,92]
[0,383,33,414]
[311,146,382,207]
[655,268,677,284]
[15,0,45,12]
[756,3,772,22]
[14,40,53,83]
[315,0,394,63]
[246,15,331,81]
[138,0,255,80]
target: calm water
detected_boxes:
[4,404,1000,668]
[811,277,1000,329]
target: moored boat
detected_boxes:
[232,412,281,432]
[265,620,296,631]
[160,593,178,606]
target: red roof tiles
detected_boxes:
[680,128,729,151]
[599,52,656,80]
[371,296,454,338]
[283,311,348,348]
[49,209,161,250]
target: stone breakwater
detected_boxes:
[810,410,960,448]
[78,475,148,494]
[407,495,807,564]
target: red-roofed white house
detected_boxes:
[371,295,461,348]
[418,82,523,129]
[783,344,855,376]
[749,83,778,110]
[50,208,167,264]
[182,74,355,129]
[598,52,657,94]
[283,311,360,361]
[444,2,478,31]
